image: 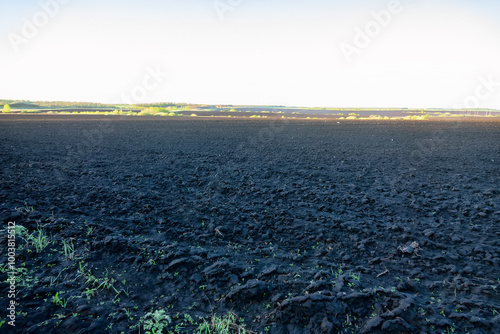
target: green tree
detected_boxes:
[3,104,11,113]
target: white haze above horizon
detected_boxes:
[0,0,499,109]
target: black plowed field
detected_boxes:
[1,114,499,334]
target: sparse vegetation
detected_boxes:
[141,309,172,334]
[62,239,75,259]
[196,312,254,334]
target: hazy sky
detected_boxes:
[1,0,499,108]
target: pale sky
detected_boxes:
[1,0,499,108]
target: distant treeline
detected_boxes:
[135,103,212,109]
[0,100,119,109]
[35,101,118,108]
[135,103,179,108]
[0,100,16,106]
[0,100,214,110]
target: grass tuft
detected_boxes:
[196,312,255,334]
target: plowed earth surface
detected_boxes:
[1,114,499,334]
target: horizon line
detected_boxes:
[1,99,500,112]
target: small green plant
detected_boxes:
[86,226,95,235]
[63,239,75,259]
[16,202,33,213]
[196,312,254,334]
[124,308,134,321]
[31,228,50,253]
[332,267,343,277]
[142,309,171,334]
[13,225,29,238]
[49,270,65,287]
[51,292,68,308]
[349,271,361,281]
